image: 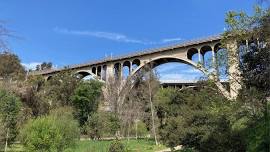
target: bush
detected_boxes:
[108,140,126,152]
[71,80,103,126]
[130,120,148,138]
[84,112,120,139]
[0,89,22,145]
[156,87,248,152]
[20,107,79,152]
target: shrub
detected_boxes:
[20,107,79,152]
[131,120,148,138]
[0,89,22,145]
[71,80,103,126]
[108,140,126,152]
[84,112,120,139]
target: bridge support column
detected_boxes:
[129,61,132,75]
[106,63,114,82]
[198,49,202,63]
[211,46,219,80]
[227,41,242,99]
[120,63,123,80]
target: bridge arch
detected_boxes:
[123,60,131,78]
[187,48,199,60]
[130,56,200,78]
[45,75,53,81]
[75,70,97,80]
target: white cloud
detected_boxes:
[160,73,201,81]
[155,62,204,81]
[54,27,183,45]
[184,68,201,74]
[162,37,182,43]
[22,62,42,70]
[53,27,152,44]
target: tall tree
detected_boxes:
[224,6,270,151]
[71,80,103,126]
[0,89,21,149]
[0,52,26,80]
[40,71,79,107]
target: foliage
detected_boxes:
[35,62,53,71]
[0,89,22,145]
[246,108,270,152]
[108,140,126,152]
[20,76,50,117]
[0,51,25,80]
[40,71,79,108]
[20,107,80,152]
[156,86,249,152]
[84,112,120,139]
[130,120,148,137]
[71,80,103,126]
[224,6,270,152]
[66,139,167,152]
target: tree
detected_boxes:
[0,22,10,50]
[156,85,247,152]
[130,120,148,138]
[140,66,160,145]
[0,89,21,149]
[40,70,79,107]
[71,80,103,126]
[223,6,270,151]
[84,112,120,139]
[0,51,25,80]
[35,62,53,71]
[20,107,80,152]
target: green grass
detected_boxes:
[66,139,167,152]
[4,139,167,152]
[0,143,24,152]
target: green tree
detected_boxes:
[0,51,25,80]
[130,120,148,138]
[224,6,270,151]
[71,80,103,126]
[0,89,21,149]
[156,85,247,152]
[84,112,120,139]
[41,71,79,107]
[20,107,79,152]
[35,62,53,71]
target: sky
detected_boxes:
[0,0,260,80]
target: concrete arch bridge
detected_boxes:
[30,35,241,100]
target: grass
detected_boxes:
[66,139,167,152]
[4,139,167,152]
[0,143,24,152]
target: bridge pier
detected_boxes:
[227,40,242,99]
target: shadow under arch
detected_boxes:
[74,70,100,81]
[46,75,53,81]
[130,56,202,79]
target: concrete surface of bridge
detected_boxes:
[29,34,241,100]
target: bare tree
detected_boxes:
[0,21,11,51]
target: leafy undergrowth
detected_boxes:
[5,139,167,152]
[66,139,167,152]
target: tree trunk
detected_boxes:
[4,128,9,152]
[148,74,158,145]
[127,120,130,141]
[135,120,138,140]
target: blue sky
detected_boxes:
[0,0,259,80]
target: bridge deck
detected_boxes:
[30,34,221,75]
